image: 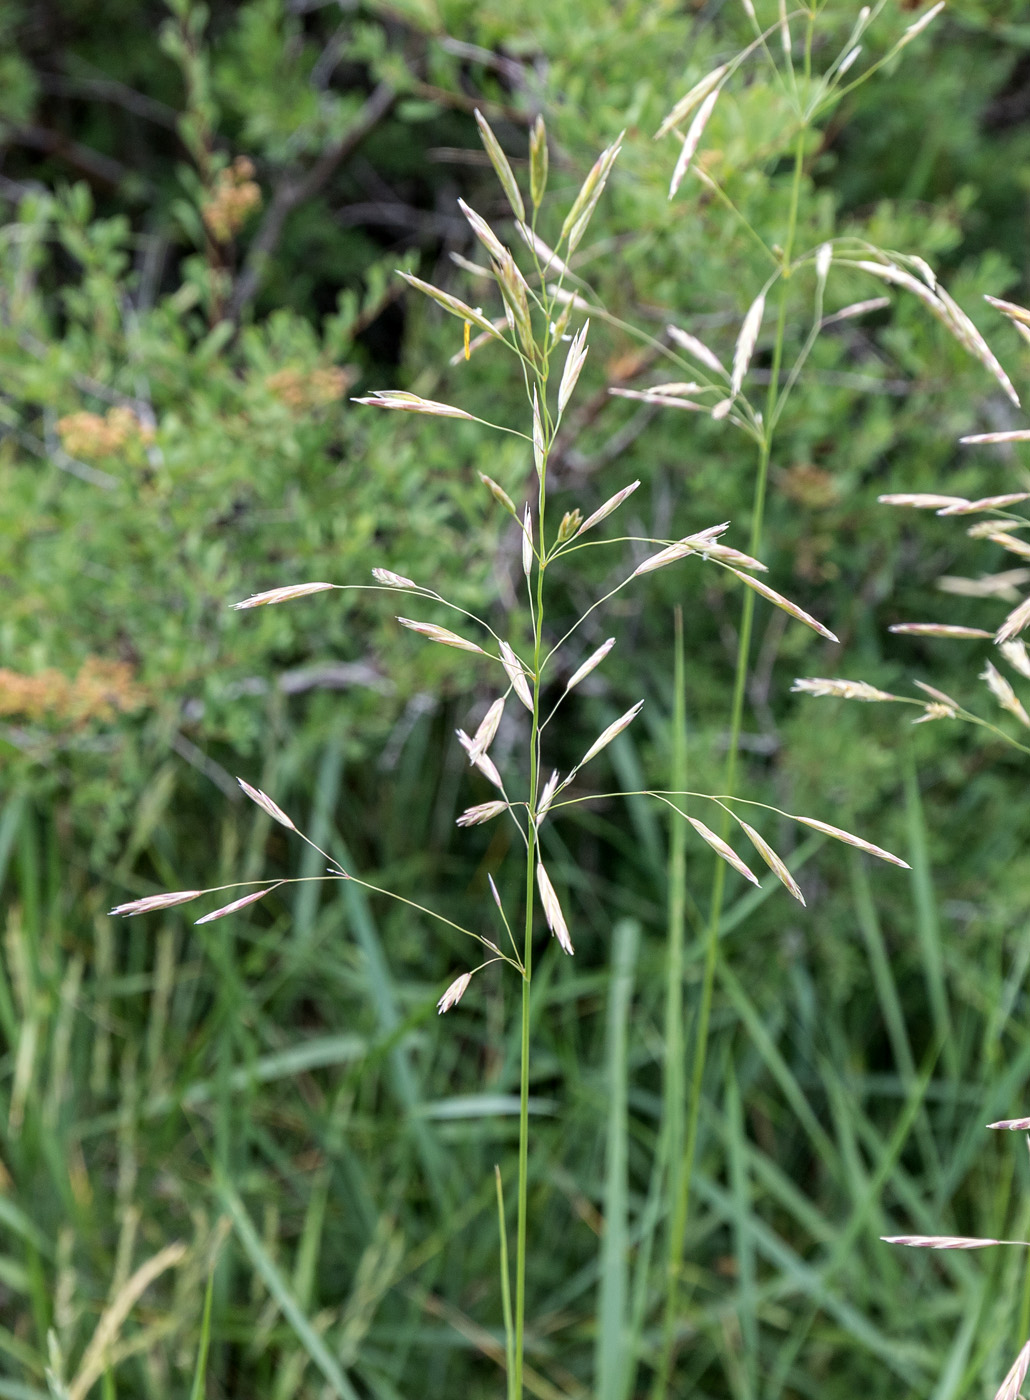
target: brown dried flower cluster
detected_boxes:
[264,366,352,412]
[0,658,146,726]
[57,407,155,460]
[202,156,262,242]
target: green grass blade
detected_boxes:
[495,1166,516,1398]
[216,1176,362,1400]
[188,1266,216,1400]
[595,918,639,1400]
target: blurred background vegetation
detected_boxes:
[3,0,1030,1396]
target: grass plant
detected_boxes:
[5,4,1030,1397]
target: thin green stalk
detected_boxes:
[652,114,809,1397]
[659,610,688,1317]
[514,387,549,1400]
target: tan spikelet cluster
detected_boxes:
[57,407,155,460]
[202,156,262,242]
[0,658,146,726]
[265,366,353,412]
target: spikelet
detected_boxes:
[354,390,476,419]
[791,677,899,701]
[881,1234,1003,1250]
[669,89,721,199]
[456,729,505,790]
[913,701,957,724]
[821,297,890,326]
[575,481,640,538]
[988,1117,1030,1130]
[1000,639,1030,680]
[878,493,969,510]
[666,324,726,376]
[515,222,573,279]
[372,568,417,588]
[993,1342,1030,1400]
[457,199,507,263]
[522,506,534,578]
[437,971,473,1014]
[456,801,509,827]
[480,473,517,516]
[398,272,500,340]
[110,889,202,917]
[238,778,297,831]
[687,817,760,887]
[470,696,505,762]
[474,110,525,222]
[655,63,729,140]
[737,820,805,904]
[894,0,945,48]
[535,770,560,828]
[731,292,766,396]
[578,701,644,767]
[559,133,624,255]
[195,884,283,925]
[997,594,1030,644]
[981,660,1030,727]
[536,862,573,954]
[889,623,993,638]
[793,816,909,868]
[397,618,486,654]
[937,493,1030,512]
[730,570,838,642]
[526,114,549,207]
[558,322,590,414]
[233,582,334,610]
[567,638,616,691]
[499,640,534,711]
